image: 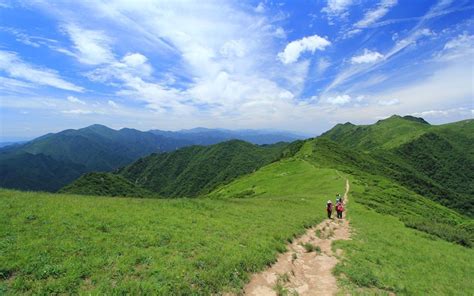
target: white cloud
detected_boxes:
[43,0,311,118]
[67,95,85,104]
[273,27,286,39]
[122,52,146,67]
[344,29,362,38]
[326,28,434,92]
[63,24,114,65]
[0,77,36,92]
[410,108,463,117]
[444,33,473,50]
[255,2,265,13]
[355,0,398,28]
[322,0,353,17]
[376,62,473,110]
[220,39,247,58]
[108,100,118,108]
[61,109,95,114]
[351,49,384,64]
[317,58,331,74]
[436,32,474,61]
[86,52,153,83]
[385,28,434,59]
[327,94,351,105]
[378,98,399,106]
[120,53,153,76]
[0,0,11,8]
[278,35,331,64]
[0,27,42,47]
[0,50,83,92]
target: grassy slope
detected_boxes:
[296,138,474,294]
[119,140,287,197]
[321,115,431,151]
[334,202,473,295]
[59,172,154,198]
[301,138,473,246]
[322,117,474,216]
[0,159,345,295]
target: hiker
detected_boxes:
[326,200,333,219]
[336,193,344,203]
[336,201,344,219]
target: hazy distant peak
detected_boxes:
[376,115,429,125]
[82,124,114,132]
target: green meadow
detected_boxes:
[334,179,474,295]
[0,159,345,295]
[335,202,474,295]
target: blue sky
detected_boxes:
[0,0,473,140]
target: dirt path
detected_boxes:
[243,179,351,296]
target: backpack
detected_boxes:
[337,203,344,212]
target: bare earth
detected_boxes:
[242,180,351,296]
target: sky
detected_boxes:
[0,0,473,140]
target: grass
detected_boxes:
[274,273,298,296]
[334,201,474,295]
[349,173,473,247]
[0,158,345,295]
[301,242,320,253]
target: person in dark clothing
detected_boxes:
[326,200,333,219]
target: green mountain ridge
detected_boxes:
[16,124,190,171]
[63,140,288,198]
[321,115,432,151]
[321,116,474,216]
[0,125,304,192]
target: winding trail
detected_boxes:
[243,179,351,296]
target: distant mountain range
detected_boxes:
[0,141,28,148]
[0,125,305,191]
[149,127,306,145]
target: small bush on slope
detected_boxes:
[59,172,154,198]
